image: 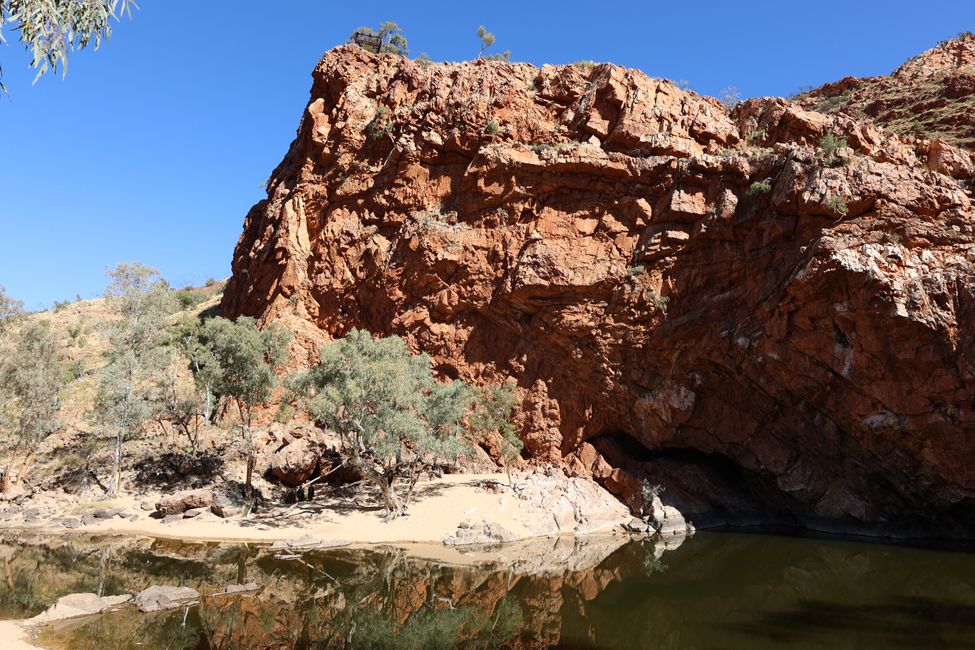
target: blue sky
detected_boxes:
[0,1,971,308]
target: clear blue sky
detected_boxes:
[1,1,971,308]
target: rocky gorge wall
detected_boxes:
[223,42,975,537]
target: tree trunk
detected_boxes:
[349,449,401,518]
[111,429,123,497]
[245,454,254,506]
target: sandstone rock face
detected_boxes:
[224,45,975,536]
[801,33,975,150]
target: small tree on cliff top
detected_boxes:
[349,22,408,56]
[292,329,474,519]
[476,25,510,62]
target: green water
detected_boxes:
[1,532,974,649]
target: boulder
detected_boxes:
[647,495,691,536]
[271,438,320,487]
[134,586,200,613]
[443,520,517,546]
[27,593,132,624]
[156,488,213,516]
[182,507,208,519]
[209,492,237,518]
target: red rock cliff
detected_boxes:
[223,43,975,535]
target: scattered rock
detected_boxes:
[80,515,98,526]
[444,520,517,546]
[60,517,81,529]
[26,593,132,624]
[182,507,208,519]
[213,583,260,597]
[156,488,213,516]
[210,492,238,519]
[134,586,200,613]
[625,517,650,533]
[162,514,184,525]
[267,536,350,553]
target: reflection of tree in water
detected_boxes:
[199,548,532,649]
[13,532,975,649]
[0,538,129,618]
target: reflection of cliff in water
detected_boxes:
[3,532,974,649]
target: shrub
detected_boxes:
[484,118,501,135]
[826,194,849,216]
[719,86,741,109]
[366,105,394,141]
[174,288,202,310]
[749,178,773,195]
[626,265,646,276]
[819,131,848,166]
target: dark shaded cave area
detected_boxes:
[589,430,811,531]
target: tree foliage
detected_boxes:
[471,380,522,483]
[92,262,174,496]
[0,0,137,91]
[291,329,474,517]
[191,316,291,505]
[476,25,510,61]
[350,21,408,56]
[0,320,64,488]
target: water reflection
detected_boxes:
[0,532,973,649]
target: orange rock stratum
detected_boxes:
[223,41,975,536]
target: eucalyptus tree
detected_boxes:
[290,329,474,519]
[194,316,290,507]
[0,320,64,491]
[0,0,137,92]
[92,262,175,496]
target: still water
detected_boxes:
[1,531,973,649]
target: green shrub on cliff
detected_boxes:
[471,380,522,484]
[819,131,848,166]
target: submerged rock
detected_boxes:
[27,593,132,624]
[444,520,517,546]
[134,586,200,613]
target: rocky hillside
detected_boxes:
[799,32,975,150]
[223,42,975,536]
